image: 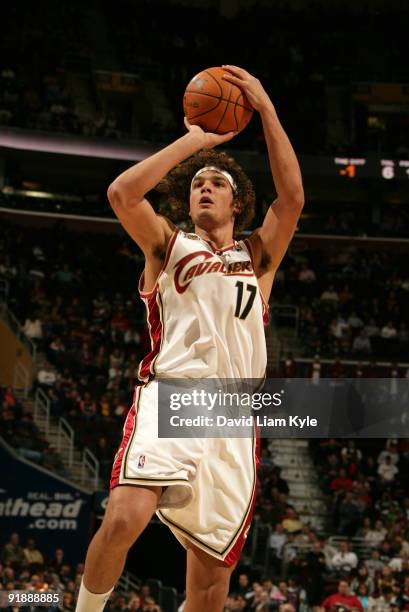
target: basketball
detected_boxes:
[183,67,254,135]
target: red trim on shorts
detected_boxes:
[110,387,139,489]
[222,434,261,566]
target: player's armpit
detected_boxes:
[107,188,173,258]
[247,196,303,299]
[258,196,303,268]
[245,230,275,302]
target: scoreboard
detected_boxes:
[333,157,409,180]
[297,155,409,181]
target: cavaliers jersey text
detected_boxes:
[138,230,268,381]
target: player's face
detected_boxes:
[189,171,239,229]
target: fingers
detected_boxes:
[206,130,237,148]
[184,116,191,130]
[222,72,242,85]
[222,64,249,78]
[218,130,237,143]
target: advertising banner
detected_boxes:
[0,439,92,565]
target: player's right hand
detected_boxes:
[184,117,237,149]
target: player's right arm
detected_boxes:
[107,125,236,257]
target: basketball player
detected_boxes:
[76,65,304,612]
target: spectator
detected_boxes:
[49,336,67,363]
[245,583,268,610]
[338,492,361,536]
[356,583,370,610]
[298,263,316,283]
[79,392,97,419]
[127,594,142,610]
[377,456,399,483]
[380,321,397,339]
[388,548,408,572]
[48,548,65,573]
[23,538,44,570]
[281,508,303,533]
[283,354,296,378]
[322,579,363,611]
[364,549,385,578]
[236,573,252,598]
[124,327,141,346]
[330,468,353,493]
[1,532,25,567]
[378,441,399,466]
[379,540,393,565]
[350,563,374,597]
[341,440,362,464]
[2,386,19,409]
[300,540,326,605]
[352,330,372,354]
[347,311,364,331]
[338,284,353,304]
[364,318,380,338]
[61,591,75,611]
[23,314,43,340]
[269,523,287,570]
[367,585,399,610]
[37,362,58,386]
[361,456,378,486]
[311,355,321,385]
[42,444,68,476]
[328,541,358,574]
[271,581,297,608]
[321,537,338,567]
[320,285,339,303]
[401,576,409,609]
[53,263,78,286]
[329,316,349,340]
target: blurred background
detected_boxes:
[1,0,409,610]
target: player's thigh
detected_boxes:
[101,485,162,542]
[186,544,236,592]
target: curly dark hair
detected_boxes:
[156,149,255,233]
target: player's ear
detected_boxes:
[233,198,242,215]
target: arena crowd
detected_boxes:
[1,0,408,157]
[1,218,409,610]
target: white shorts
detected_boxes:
[110,381,258,565]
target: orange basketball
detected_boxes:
[183,67,253,135]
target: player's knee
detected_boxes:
[195,576,230,609]
[100,514,138,549]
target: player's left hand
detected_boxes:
[222,65,272,112]
[184,116,237,148]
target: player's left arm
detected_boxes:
[223,66,304,302]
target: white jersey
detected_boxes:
[138,229,268,381]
